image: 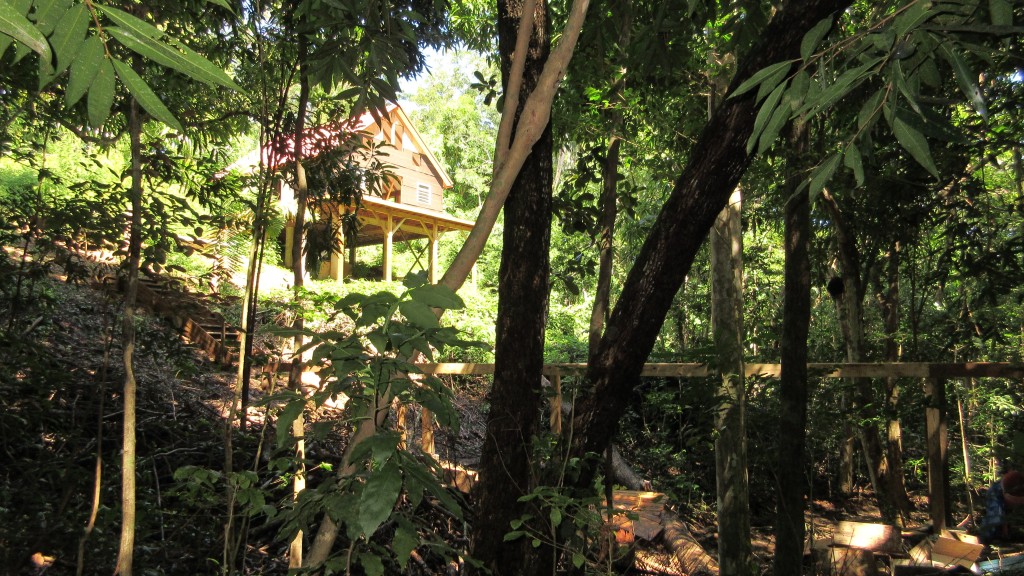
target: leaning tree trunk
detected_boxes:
[114,97,143,576]
[774,119,812,576]
[569,0,854,494]
[469,0,553,574]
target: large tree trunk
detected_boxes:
[570,0,853,489]
[470,0,553,573]
[710,188,752,576]
[114,97,144,576]
[774,119,811,576]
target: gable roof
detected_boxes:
[227,103,454,189]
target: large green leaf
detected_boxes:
[66,34,103,106]
[0,0,51,61]
[730,59,797,99]
[800,16,833,61]
[940,44,986,118]
[989,0,1012,26]
[358,459,402,537]
[112,58,184,132]
[408,284,464,309]
[39,3,88,87]
[98,5,242,91]
[746,82,786,154]
[399,300,440,329]
[87,55,115,128]
[889,109,939,178]
[808,152,841,199]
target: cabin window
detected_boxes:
[416,182,431,204]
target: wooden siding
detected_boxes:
[390,149,445,212]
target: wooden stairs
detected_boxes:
[132,272,241,366]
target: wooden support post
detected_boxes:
[396,403,408,450]
[924,377,949,531]
[284,221,295,268]
[428,223,439,284]
[549,374,562,436]
[348,244,356,279]
[330,225,345,281]
[421,407,435,456]
[383,214,394,282]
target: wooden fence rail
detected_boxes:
[415,362,1024,379]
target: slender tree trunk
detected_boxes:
[570,0,852,493]
[710,188,752,576]
[821,189,896,522]
[707,37,752,573]
[286,58,311,570]
[78,308,113,576]
[880,240,913,520]
[114,97,143,576]
[470,1,553,573]
[588,1,630,357]
[774,119,811,576]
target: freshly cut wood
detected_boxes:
[832,521,903,553]
[908,536,983,570]
[661,509,718,575]
[815,547,879,576]
[634,550,684,575]
[608,491,665,542]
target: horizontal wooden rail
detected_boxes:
[414,362,1024,379]
[278,361,1024,379]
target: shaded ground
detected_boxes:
[3,246,1023,574]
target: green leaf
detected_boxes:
[112,58,184,131]
[889,110,939,178]
[205,0,235,13]
[87,55,115,128]
[857,90,884,131]
[503,530,525,542]
[843,145,864,187]
[392,520,420,569]
[940,44,986,118]
[892,61,921,116]
[747,82,786,154]
[798,57,882,117]
[755,61,792,104]
[801,17,833,61]
[275,397,305,447]
[399,300,440,329]
[31,0,72,36]
[40,3,88,86]
[809,152,841,199]
[550,507,562,528]
[757,98,793,155]
[730,59,797,99]
[0,0,51,61]
[408,284,464,310]
[989,0,1012,26]
[573,552,586,568]
[358,459,402,537]
[96,5,161,38]
[356,553,385,576]
[98,5,242,91]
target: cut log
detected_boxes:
[661,509,718,575]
